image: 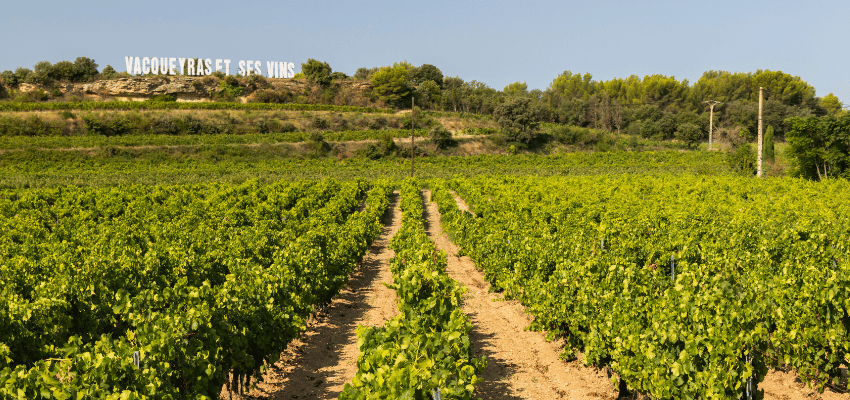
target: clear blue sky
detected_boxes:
[2,0,848,104]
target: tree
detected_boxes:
[13,68,32,84]
[674,122,702,148]
[494,97,539,144]
[371,63,412,108]
[763,125,775,162]
[410,64,443,88]
[442,76,466,112]
[301,59,333,86]
[785,114,850,180]
[354,67,378,81]
[821,93,843,115]
[414,80,442,109]
[101,65,118,79]
[50,61,77,82]
[0,70,17,87]
[503,82,528,98]
[73,57,99,82]
[27,61,53,85]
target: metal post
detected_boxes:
[757,87,763,178]
[410,97,415,177]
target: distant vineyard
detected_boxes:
[0,101,395,114]
[431,174,850,399]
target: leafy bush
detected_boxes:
[727,143,756,176]
[674,122,702,148]
[305,131,331,157]
[367,116,387,130]
[100,65,118,79]
[279,122,297,133]
[551,124,584,145]
[0,70,18,87]
[83,115,130,136]
[250,89,291,104]
[216,79,242,101]
[301,59,333,86]
[13,89,48,102]
[243,74,268,90]
[311,116,329,130]
[148,94,177,102]
[494,97,539,144]
[13,68,31,85]
[428,126,455,149]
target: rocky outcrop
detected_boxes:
[11,77,374,103]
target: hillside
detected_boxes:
[3,75,380,107]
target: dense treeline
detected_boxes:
[351,63,842,140]
[233,59,848,143]
[2,57,846,145]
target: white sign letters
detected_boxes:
[124,57,296,78]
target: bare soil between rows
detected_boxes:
[225,188,847,400]
[227,191,401,400]
[430,190,847,400]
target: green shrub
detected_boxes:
[83,114,129,136]
[0,71,18,87]
[428,126,455,149]
[216,79,242,101]
[243,74,268,90]
[763,125,775,162]
[250,89,291,104]
[727,143,756,176]
[148,94,177,102]
[367,116,387,130]
[13,90,48,102]
[279,122,297,133]
[13,68,32,85]
[101,65,118,80]
[301,59,333,86]
[305,131,331,157]
[494,97,538,144]
[311,116,329,130]
[551,125,584,145]
[674,122,702,148]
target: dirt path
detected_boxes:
[761,369,847,400]
[420,189,619,400]
[236,191,401,400]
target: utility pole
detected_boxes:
[410,97,415,177]
[757,87,763,178]
[703,100,722,151]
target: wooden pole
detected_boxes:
[410,97,415,177]
[757,87,763,178]
[704,100,721,151]
[709,104,714,150]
